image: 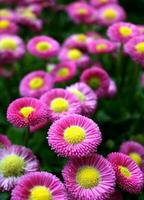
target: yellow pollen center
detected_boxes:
[119,166,131,178]
[0,20,10,29]
[22,10,36,20]
[100,0,108,2]
[29,186,52,200]
[68,49,82,60]
[77,8,88,15]
[0,10,10,17]
[57,68,69,78]
[76,34,87,42]
[0,155,25,177]
[76,166,100,188]
[0,38,17,51]
[96,44,107,51]
[103,9,117,20]
[29,77,44,90]
[69,89,85,102]
[135,42,144,53]
[20,106,35,118]
[119,26,132,37]
[64,125,86,144]
[129,153,142,167]
[36,42,52,52]
[50,98,69,113]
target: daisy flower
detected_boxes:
[66,82,97,116]
[0,145,39,191]
[59,47,90,69]
[62,153,115,200]
[107,22,140,43]
[104,79,117,98]
[107,152,144,193]
[80,67,110,98]
[19,70,54,98]
[90,0,118,8]
[0,134,11,149]
[48,114,102,158]
[7,97,49,128]
[119,141,144,168]
[27,35,60,59]
[50,61,77,83]
[40,89,81,122]
[97,4,126,26]
[11,171,67,200]
[124,35,144,66]
[0,9,16,21]
[0,19,18,35]
[0,35,25,63]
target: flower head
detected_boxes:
[0,9,16,21]
[0,19,18,34]
[107,152,144,193]
[104,79,117,98]
[19,70,54,98]
[62,153,115,200]
[90,0,118,8]
[48,114,102,158]
[0,145,39,191]
[0,134,11,149]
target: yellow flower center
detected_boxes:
[68,49,82,60]
[69,89,85,102]
[88,77,101,89]
[20,106,35,118]
[76,34,87,42]
[103,9,117,20]
[29,77,44,90]
[77,8,88,15]
[22,10,36,20]
[0,10,10,17]
[100,0,108,2]
[36,42,52,52]
[96,44,107,51]
[119,26,132,37]
[135,42,144,53]
[0,38,17,51]
[57,68,69,78]
[76,166,100,188]
[50,98,69,113]
[0,155,25,177]
[29,186,52,200]
[119,166,131,178]
[0,20,10,29]
[129,153,142,167]
[64,125,86,144]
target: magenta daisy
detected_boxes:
[66,82,97,116]
[107,152,144,193]
[107,22,140,43]
[97,4,126,26]
[27,35,60,59]
[59,47,90,69]
[7,97,49,128]
[0,9,16,21]
[19,70,54,98]
[0,145,39,191]
[124,35,144,66]
[0,35,25,63]
[80,67,110,98]
[50,61,77,83]
[119,141,144,168]
[40,89,81,122]
[90,0,118,8]
[0,134,11,149]
[11,171,67,200]
[87,38,116,54]
[62,153,115,200]
[0,19,18,35]
[104,79,117,98]
[48,114,102,158]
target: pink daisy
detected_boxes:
[0,9,16,21]
[19,70,54,98]
[0,19,18,35]
[66,82,97,116]
[104,79,117,98]
[0,145,39,191]
[11,171,67,200]
[48,114,102,158]
[107,22,140,43]
[40,89,81,122]
[119,141,144,168]
[107,152,144,193]
[0,134,11,149]
[27,35,60,59]
[7,97,49,128]
[90,0,118,8]
[80,67,110,98]
[62,153,116,200]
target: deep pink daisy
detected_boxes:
[0,19,18,35]
[90,0,118,8]
[0,134,12,149]
[62,153,116,200]
[107,152,144,193]
[104,79,117,98]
